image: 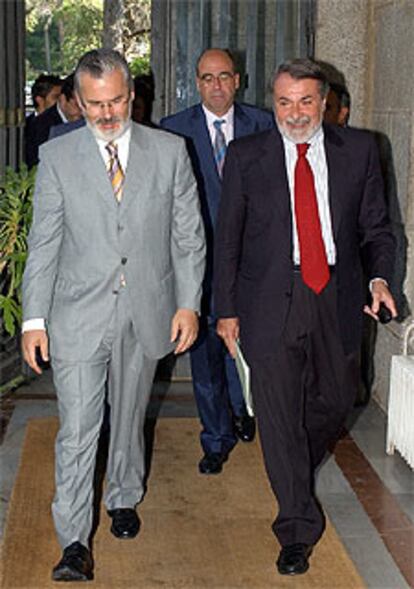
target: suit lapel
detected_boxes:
[324,124,346,238]
[233,103,255,138]
[258,128,291,223]
[77,127,118,212]
[120,123,155,216]
[191,105,220,183]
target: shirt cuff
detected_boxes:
[22,318,46,332]
[369,277,388,292]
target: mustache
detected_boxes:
[94,115,123,125]
[286,116,311,126]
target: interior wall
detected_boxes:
[315,0,414,411]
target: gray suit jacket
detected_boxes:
[23,123,206,361]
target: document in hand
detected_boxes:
[234,339,254,417]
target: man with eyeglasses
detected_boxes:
[161,48,274,476]
[21,48,205,582]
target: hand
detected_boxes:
[21,329,49,375]
[364,280,398,322]
[170,309,199,354]
[216,317,239,358]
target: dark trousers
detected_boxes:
[190,315,246,455]
[251,271,359,547]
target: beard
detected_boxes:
[86,101,132,142]
[276,114,322,144]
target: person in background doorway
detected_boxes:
[161,48,275,475]
[25,73,82,168]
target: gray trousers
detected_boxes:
[51,290,157,549]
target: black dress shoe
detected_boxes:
[108,508,140,539]
[276,543,312,575]
[234,415,256,442]
[198,452,227,475]
[52,541,93,582]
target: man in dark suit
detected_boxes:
[161,49,274,475]
[25,73,82,168]
[214,58,396,575]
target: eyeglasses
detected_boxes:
[198,72,235,85]
[82,95,130,113]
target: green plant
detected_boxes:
[0,165,36,336]
[129,55,151,77]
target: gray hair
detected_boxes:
[272,58,330,98]
[74,48,133,97]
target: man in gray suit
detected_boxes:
[22,49,205,582]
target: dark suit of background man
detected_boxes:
[215,58,397,576]
[25,73,83,168]
[24,73,62,149]
[22,49,205,582]
[161,48,274,475]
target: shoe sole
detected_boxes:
[110,525,139,539]
[52,565,93,582]
[277,562,309,575]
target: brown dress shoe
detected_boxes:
[52,541,93,582]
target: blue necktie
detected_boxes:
[213,119,226,178]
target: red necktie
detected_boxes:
[294,143,330,294]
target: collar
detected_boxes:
[202,103,235,128]
[56,102,68,124]
[281,123,324,154]
[94,123,132,152]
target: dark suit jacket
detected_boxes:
[25,104,63,168]
[49,117,86,140]
[214,124,395,359]
[160,102,274,313]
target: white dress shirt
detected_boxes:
[22,125,132,333]
[281,125,336,266]
[202,104,235,146]
[56,102,68,124]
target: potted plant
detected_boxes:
[0,164,36,388]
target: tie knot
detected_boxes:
[297,143,309,157]
[213,119,225,131]
[105,141,118,157]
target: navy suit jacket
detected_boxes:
[214,124,395,359]
[161,102,274,313]
[49,117,86,140]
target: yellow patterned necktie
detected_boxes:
[105,141,124,202]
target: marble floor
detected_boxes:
[1,369,413,588]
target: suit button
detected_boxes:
[121,257,127,265]
[285,291,292,298]
[113,289,119,295]
[118,224,124,231]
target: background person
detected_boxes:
[161,48,274,475]
[25,73,83,168]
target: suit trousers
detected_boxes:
[190,315,243,455]
[250,271,359,547]
[51,288,157,549]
